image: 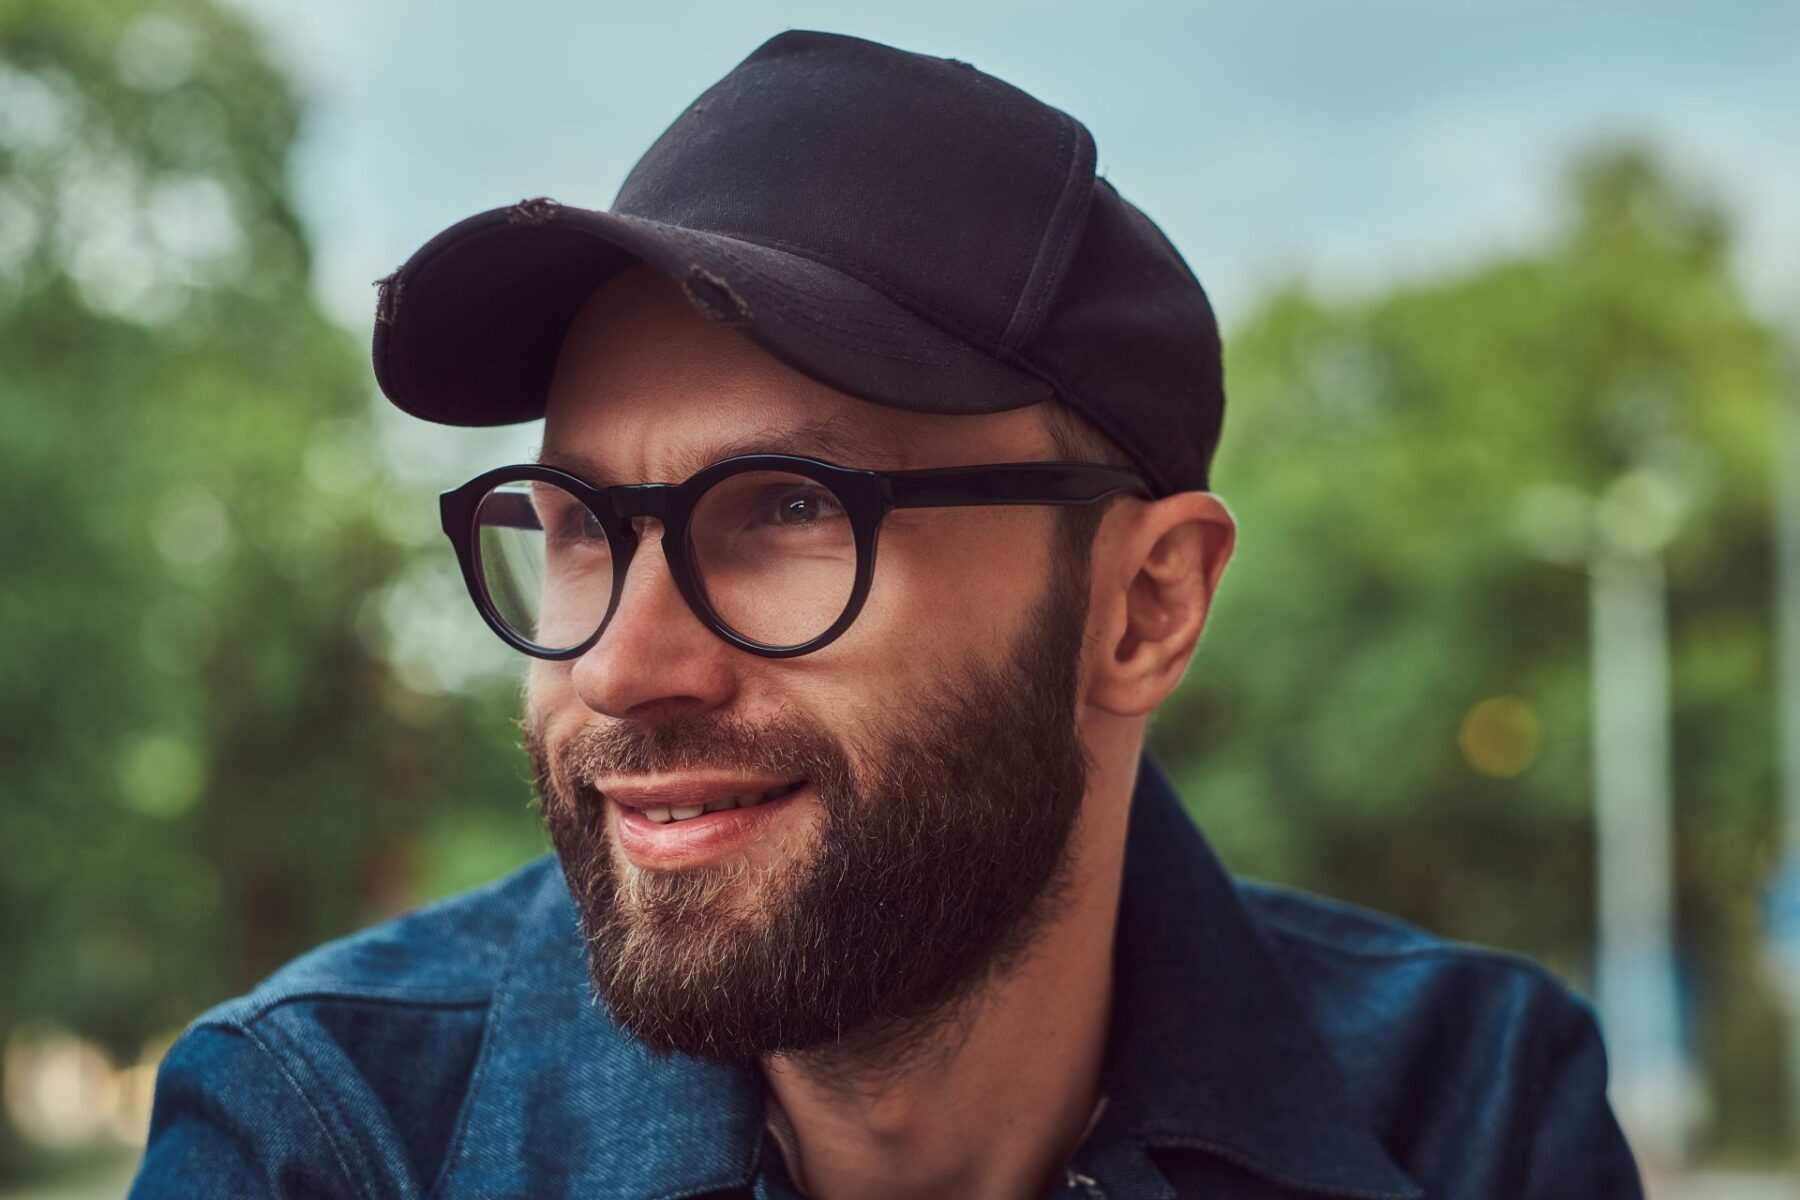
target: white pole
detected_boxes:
[1591,545,1690,1165]
[1778,340,1800,878]
[1773,333,1800,1151]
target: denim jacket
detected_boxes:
[131,754,1642,1198]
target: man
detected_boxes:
[133,30,1642,1200]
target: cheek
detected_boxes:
[524,660,583,742]
[835,509,1055,676]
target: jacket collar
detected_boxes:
[1099,754,1422,1199]
[439,752,1419,1200]
[435,862,767,1200]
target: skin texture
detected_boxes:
[521,265,1236,1200]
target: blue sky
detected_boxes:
[222,0,1798,321]
[217,0,1800,470]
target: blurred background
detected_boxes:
[1,1,1796,1195]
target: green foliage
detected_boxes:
[1156,146,1786,1156]
[0,1,541,1174]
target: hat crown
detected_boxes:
[613,31,1096,351]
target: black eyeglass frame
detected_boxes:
[440,453,1150,660]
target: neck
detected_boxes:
[758,729,1140,1200]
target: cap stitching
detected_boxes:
[944,64,1064,347]
[403,214,943,361]
[661,231,938,346]
[693,228,1002,352]
[672,234,961,365]
[992,112,1073,350]
[699,256,949,361]
[694,242,957,366]
[1005,113,1089,351]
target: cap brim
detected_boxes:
[371,202,1051,427]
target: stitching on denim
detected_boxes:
[425,959,516,1200]
[239,988,493,1023]
[218,1021,372,1200]
[643,1173,756,1200]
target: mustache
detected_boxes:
[530,709,853,806]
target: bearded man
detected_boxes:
[132,30,1642,1200]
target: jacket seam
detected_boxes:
[1245,892,1584,985]
[1252,901,1574,985]
[426,935,529,1199]
[1506,1008,1556,1198]
[236,989,494,1024]
[1508,996,1608,1197]
[212,1020,371,1200]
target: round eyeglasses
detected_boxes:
[440,453,1149,659]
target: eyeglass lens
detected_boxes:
[471,470,858,653]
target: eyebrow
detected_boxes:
[532,415,909,485]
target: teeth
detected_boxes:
[634,783,803,824]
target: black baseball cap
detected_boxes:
[370,30,1224,495]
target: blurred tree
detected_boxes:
[1160,146,1786,1157]
[1,0,1789,1176]
[0,0,540,1175]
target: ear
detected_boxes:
[1086,492,1236,717]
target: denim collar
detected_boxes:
[437,753,1421,1200]
[1095,755,1422,1199]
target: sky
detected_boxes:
[216,0,1800,470]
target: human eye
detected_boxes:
[761,483,846,528]
[567,507,606,542]
[537,492,607,550]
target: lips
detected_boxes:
[609,779,807,824]
[603,777,813,870]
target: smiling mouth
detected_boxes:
[606,779,807,825]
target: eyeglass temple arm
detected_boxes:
[883,463,1151,509]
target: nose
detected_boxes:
[568,518,737,721]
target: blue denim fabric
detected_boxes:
[130,753,1642,1198]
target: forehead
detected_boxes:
[539,265,1050,484]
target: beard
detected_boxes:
[524,563,1093,1068]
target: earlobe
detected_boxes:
[1088,493,1235,717]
